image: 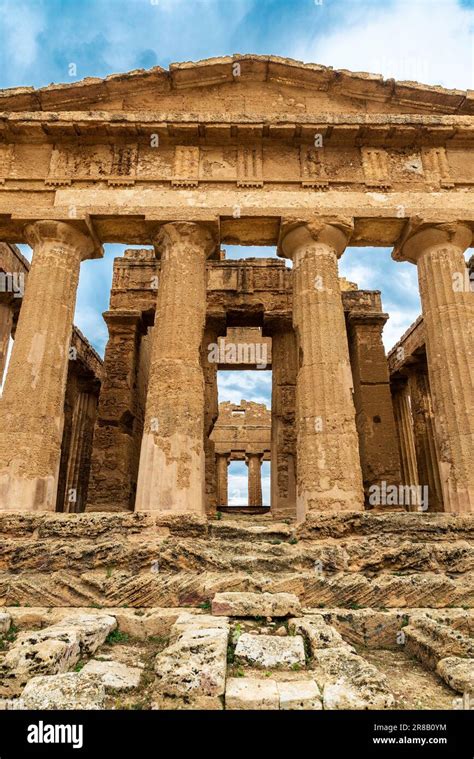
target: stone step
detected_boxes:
[225,677,322,710]
[212,591,301,618]
[404,617,474,671]
[436,657,474,694]
[153,613,229,709]
[234,633,306,669]
[2,568,473,609]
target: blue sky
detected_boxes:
[1,0,473,503]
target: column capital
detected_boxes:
[392,218,472,264]
[24,220,101,262]
[153,221,218,260]
[278,217,353,261]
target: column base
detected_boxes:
[135,431,205,514]
[0,470,57,512]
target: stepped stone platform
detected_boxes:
[1,511,473,609]
[1,511,473,709]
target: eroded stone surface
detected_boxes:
[234,633,305,669]
[21,673,105,710]
[212,592,301,618]
[436,657,474,694]
[154,613,229,700]
[311,648,395,709]
[81,660,142,691]
[0,611,11,633]
[226,677,279,710]
[0,613,116,694]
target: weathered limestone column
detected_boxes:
[135,222,216,514]
[0,221,98,511]
[87,311,146,512]
[216,453,229,508]
[348,312,402,500]
[247,453,263,507]
[393,222,474,512]
[407,361,443,512]
[280,220,364,519]
[0,296,13,386]
[64,391,98,513]
[391,379,419,488]
[268,324,297,519]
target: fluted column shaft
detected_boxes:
[216,453,229,508]
[135,222,215,513]
[391,380,419,488]
[0,298,13,386]
[65,391,98,513]
[280,221,364,520]
[407,363,443,512]
[394,223,473,512]
[247,453,263,507]
[0,221,97,511]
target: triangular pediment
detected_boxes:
[0,56,472,117]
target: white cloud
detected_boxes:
[295,0,473,89]
[0,1,45,71]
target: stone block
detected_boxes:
[277,679,322,710]
[437,657,474,694]
[81,660,142,691]
[212,592,301,618]
[226,677,279,710]
[234,633,305,669]
[21,673,106,710]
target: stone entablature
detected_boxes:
[211,401,271,459]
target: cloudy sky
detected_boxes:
[1,0,472,503]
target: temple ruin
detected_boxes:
[0,57,473,710]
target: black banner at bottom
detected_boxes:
[0,709,472,757]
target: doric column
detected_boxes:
[247,453,263,507]
[87,311,146,512]
[348,312,402,500]
[407,360,443,512]
[0,296,13,386]
[64,391,98,513]
[268,323,297,519]
[393,221,474,512]
[0,221,98,512]
[216,453,229,508]
[135,222,216,514]
[279,220,364,519]
[391,379,419,488]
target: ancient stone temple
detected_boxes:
[0,58,473,711]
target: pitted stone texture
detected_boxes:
[154,613,229,700]
[81,660,143,691]
[152,694,223,710]
[21,673,105,710]
[135,222,215,515]
[436,657,474,694]
[234,633,305,669]
[0,613,116,694]
[226,677,279,710]
[280,221,364,518]
[212,592,301,618]
[56,613,117,655]
[289,616,352,651]
[0,611,11,633]
[277,679,322,710]
[311,648,394,709]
